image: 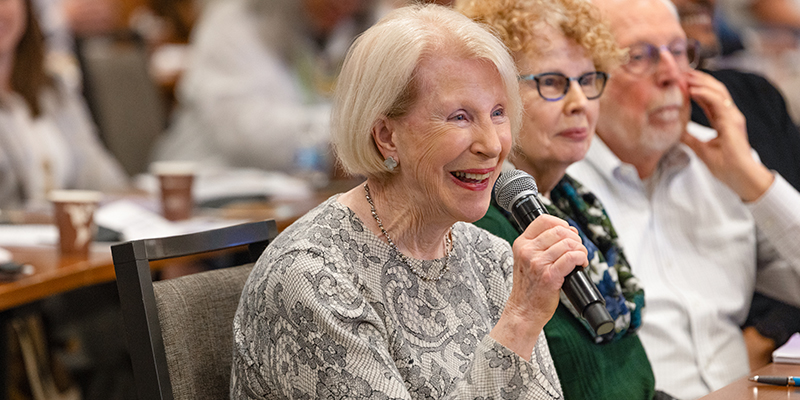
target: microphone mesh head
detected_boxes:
[494,170,539,211]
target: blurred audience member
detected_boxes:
[675,0,800,189]
[152,0,374,176]
[673,0,800,371]
[719,0,800,32]
[707,0,800,122]
[568,0,800,397]
[0,0,129,210]
[28,0,119,93]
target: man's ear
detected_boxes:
[372,117,399,160]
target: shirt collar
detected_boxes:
[584,135,622,178]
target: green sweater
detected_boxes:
[474,204,656,400]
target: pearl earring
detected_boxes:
[383,156,398,171]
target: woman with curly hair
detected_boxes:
[457,0,671,398]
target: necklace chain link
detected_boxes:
[364,183,451,282]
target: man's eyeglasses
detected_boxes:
[518,71,609,102]
[624,39,700,75]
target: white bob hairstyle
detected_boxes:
[331,3,522,179]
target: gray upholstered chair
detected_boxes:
[111,220,277,400]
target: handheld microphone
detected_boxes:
[494,169,614,336]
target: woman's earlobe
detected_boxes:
[372,117,398,156]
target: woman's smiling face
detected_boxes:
[388,54,512,223]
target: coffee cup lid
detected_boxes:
[150,161,196,176]
[47,190,103,203]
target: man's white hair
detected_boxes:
[588,0,679,21]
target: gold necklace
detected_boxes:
[364,183,452,282]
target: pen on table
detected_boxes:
[749,375,798,386]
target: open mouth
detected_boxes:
[451,171,493,183]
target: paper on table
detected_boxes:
[772,332,800,364]
[94,199,249,241]
[94,200,181,241]
[0,225,58,246]
[134,168,314,204]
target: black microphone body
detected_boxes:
[495,170,615,337]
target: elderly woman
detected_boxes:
[231,4,589,399]
[457,0,662,399]
[0,0,129,209]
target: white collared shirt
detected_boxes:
[567,123,800,399]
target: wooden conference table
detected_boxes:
[700,362,800,399]
[0,200,308,313]
[0,177,361,312]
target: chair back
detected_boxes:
[154,263,254,400]
[78,32,167,176]
[111,220,277,400]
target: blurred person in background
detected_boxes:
[2,1,132,399]
[0,0,129,210]
[673,0,800,371]
[675,0,800,190]
[152,0,374,177]
[718,0,800,33]
[31,0,120,93]
[709,0,800,123]
[458,0,669,398]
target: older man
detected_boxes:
[568,0,800,398]
[673,0,800,371]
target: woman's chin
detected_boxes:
[456,197,493,223]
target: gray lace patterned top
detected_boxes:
[231,196,563,399]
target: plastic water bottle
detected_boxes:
[293,144,330,188]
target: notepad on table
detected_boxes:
[773,332,800,364]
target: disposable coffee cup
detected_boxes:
[48,190,102,257]
[151,161,195,221]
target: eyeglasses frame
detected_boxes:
[518,71,610,102]
[622,38,701,75]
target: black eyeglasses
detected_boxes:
[624,38,700,75]
[518,71,609,102]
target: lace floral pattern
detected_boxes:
[231,196,563,399]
